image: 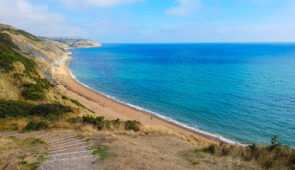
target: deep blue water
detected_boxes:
[69,43,295,147]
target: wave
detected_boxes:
[68,69,245,146]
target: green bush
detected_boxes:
[62,96,69,100]
[22,83,46,101]
[30,104,72,117]
[0,100,72,118]
[70,115,140,131]
[125,120,141,131]
[21,79,52,101]
[70,99,86,108]
[0,100,34,118]
[24,121,48,131]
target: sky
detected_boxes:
[0,0,294,43]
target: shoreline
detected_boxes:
[54,50,240,145]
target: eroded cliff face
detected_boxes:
[0,24,100,82]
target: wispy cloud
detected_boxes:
[166,0,201,16]
[60,0,137,9]
[0,0,85,37]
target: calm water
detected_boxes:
[69,43,295,147]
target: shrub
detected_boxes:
[203,144,216,154]
[0,100,72,119]
[21,80,52,101]
[269,135,282,150]
[125,120,141,131]
[62,96,69,100]
[24,121,48,131]
[22,83,46,101]
[30,104,72,117]
[70,99,86,108]
[69,115,140,131]
[248,143,257,152]
[0,100,34,118]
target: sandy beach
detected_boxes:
[53,52,221,144]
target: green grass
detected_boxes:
[21,78,52,101]
[0,33,37,73]
[0,32,52,101]
[92,145,112,162]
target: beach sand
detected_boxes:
[53,53,221,144]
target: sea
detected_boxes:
[68,43,295,147]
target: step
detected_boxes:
[46,136,73,144]
[48,138,81,146]
[49,142,92,151]
[43,154,97,163]
[47,150,93,160]
[48,149,92,158]
[40,155,99,170]
[49,145,93,155]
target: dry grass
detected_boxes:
[0,118,28,131]
[0,135,47,170]
[186,142,295,170]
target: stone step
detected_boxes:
[47,150,93,160]
[49,145,93,155]
[46,136,73,144]
[48,138,82,147]
[49,142,92,151]
[40,155,99,170]
[43,154,97,163]
[49,149,92,157]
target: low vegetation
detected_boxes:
[0,100,72,119]
[92,145,112,162]
[62,95,94,112]
[0,33,36,73]
[186,136,295,169]
[68,115,141,131]
[0,136,47,170]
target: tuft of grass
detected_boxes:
[92,145,112,162]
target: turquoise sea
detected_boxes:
[69,43,295,147]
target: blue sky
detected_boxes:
[0,0,294,43]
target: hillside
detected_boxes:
[0,24,294,170]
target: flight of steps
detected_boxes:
[0,131,102,170]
